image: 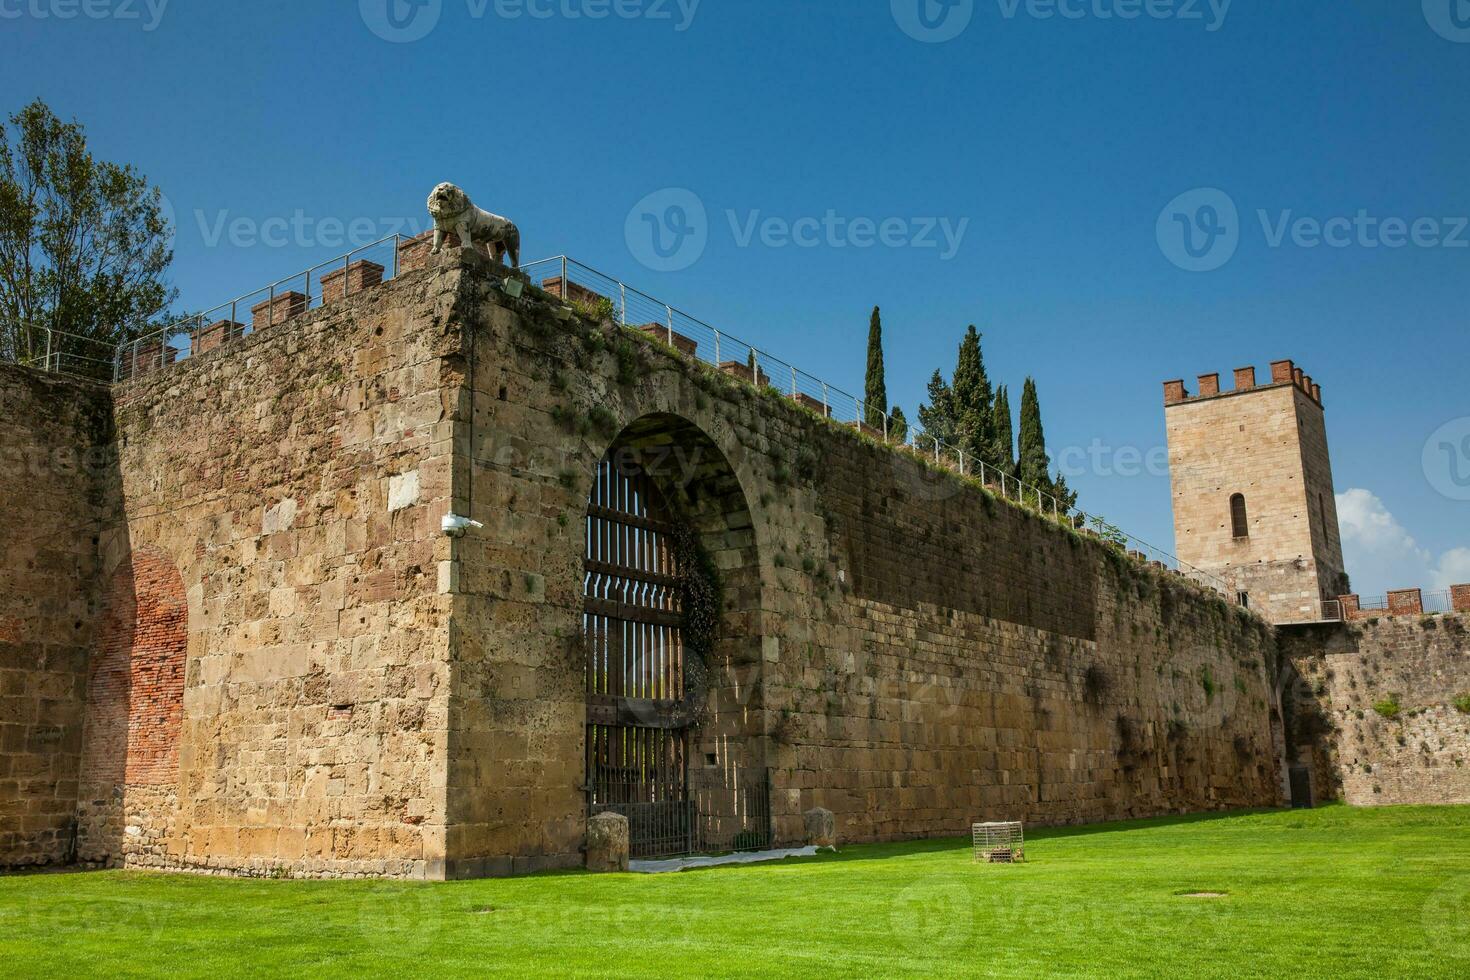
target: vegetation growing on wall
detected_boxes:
[512,283,1256,631]
[1373,695,1402,720]
[670,522,722,709]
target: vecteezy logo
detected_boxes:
[359,0,442,43]
[1422,876,1470,949]
[891,0,974,43]
[625,189,708,272]
[1424,0,1470,43]
[888,876,975,955]
[1424,418,1470,501]
[1156,188,1240,272]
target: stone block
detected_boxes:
[1388,589,1423,617]
[539,277,608,310]
[250,291,307,332]
[585,811,628,873]
[191,320,246,357]
[718,359,770,388]
[791,392,831,417]
[637,323,698,357]
[320,260,385,305]
[804,806,837,848]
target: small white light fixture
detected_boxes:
[501,278,524,299]
[441,514,484,538]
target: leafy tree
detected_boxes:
[888,405,908,445]
[992,384,1015,477]
[1018,377,1077,510]
[0,99,177,367]
[864,305,887,429]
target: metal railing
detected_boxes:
[1356,592,1454,615]
[522,254,1231,596]
[2,325,119,382]
[4,240,1228,597]
[1319,591,1460,622]
[112,234,411,382]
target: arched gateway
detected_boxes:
[582,417,769,858]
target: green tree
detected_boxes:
[864,306,887,429]
[951,325,1002,468]
[888,405,908,445]
[992,384,1015,478]
[0,99,177,369]
[916,368,956,453]
[1018,377,1077,510]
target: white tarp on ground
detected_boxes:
[629,846,821,874]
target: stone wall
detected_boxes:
[72,262,464,878]
[2,247,1291,879]
[0,366,113,867]
[443,249,1286,873]
[1282,616,1470,806]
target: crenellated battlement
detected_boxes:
[1164,358,1323,408]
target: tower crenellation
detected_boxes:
[1164,358,1323,408]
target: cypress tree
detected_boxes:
[1017,378,1046,488]
[992,385,1015,477]
[889,405,909,445]
[951,325,996,467]
[1018,377,1078,509]
[864,306,887,430]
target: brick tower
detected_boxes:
[1163,360,1349,623]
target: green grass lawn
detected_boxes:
[4,805,1468,978]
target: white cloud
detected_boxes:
[1335,488,1429,561]
[1336,488,1470,599]
[1431,549,1470,592]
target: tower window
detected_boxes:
[1230,493,1249,539]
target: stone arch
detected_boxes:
[583,412,767,854]
[76,544,187,864]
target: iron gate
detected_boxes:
[589,765,773,859]
[583,450,773,858]
[584,453,691,857]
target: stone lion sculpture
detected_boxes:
[426,182,520,267]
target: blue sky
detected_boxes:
[5,1,1468,598]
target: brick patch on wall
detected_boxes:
[76,546,186,863]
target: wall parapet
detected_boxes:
[1336,587,1470,620]
[1164,358,1323,407]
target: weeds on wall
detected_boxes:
[1200,667,1216,704]
[670,522,722,713]
[1373,695,1403,720]
[1453,694,1470,715]
[516,285,1259,633]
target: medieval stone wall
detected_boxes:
[0,366,113,867]
[75,263,465,878]
[3,248,1293,879]
[442,250,1285,873]
[1282,616,1470,806]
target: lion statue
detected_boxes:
[426,182,520,267]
